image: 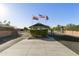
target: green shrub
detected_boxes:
[30,29,48,37]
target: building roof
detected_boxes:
[29,23,50,28]
[0,24,13,28]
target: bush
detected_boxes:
[30,29,48,37]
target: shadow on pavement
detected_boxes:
[0,35,21,45]
[53,33,79,55]
[53,34,79,42]
[28,35,56,41]
[28,33,79,42]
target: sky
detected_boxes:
[0,3,79,28]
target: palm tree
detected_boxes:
[3,20,7,24]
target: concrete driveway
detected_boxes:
[0,37,78,56]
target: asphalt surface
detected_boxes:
[53,33,79,55]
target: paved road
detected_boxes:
[0,36,78,56]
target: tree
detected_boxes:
[66,24,76,31]
[3,20,7,24]
[24,27,28,31]
[52,24,79,31]
[52,25,62,31]
[2,20,10,26]
[0,21,2,24]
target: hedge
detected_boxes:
[30,29,48,37]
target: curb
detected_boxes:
[0,36,25,52]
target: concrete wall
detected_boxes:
[53,30,79,37]
[64,31,79,37]
[0,30,18,38]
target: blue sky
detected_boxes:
[0,3,79,28]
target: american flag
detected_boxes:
[45,16,49,20]
[39,14,46,18]
[32,16,39,20]
[39,14,49,20]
